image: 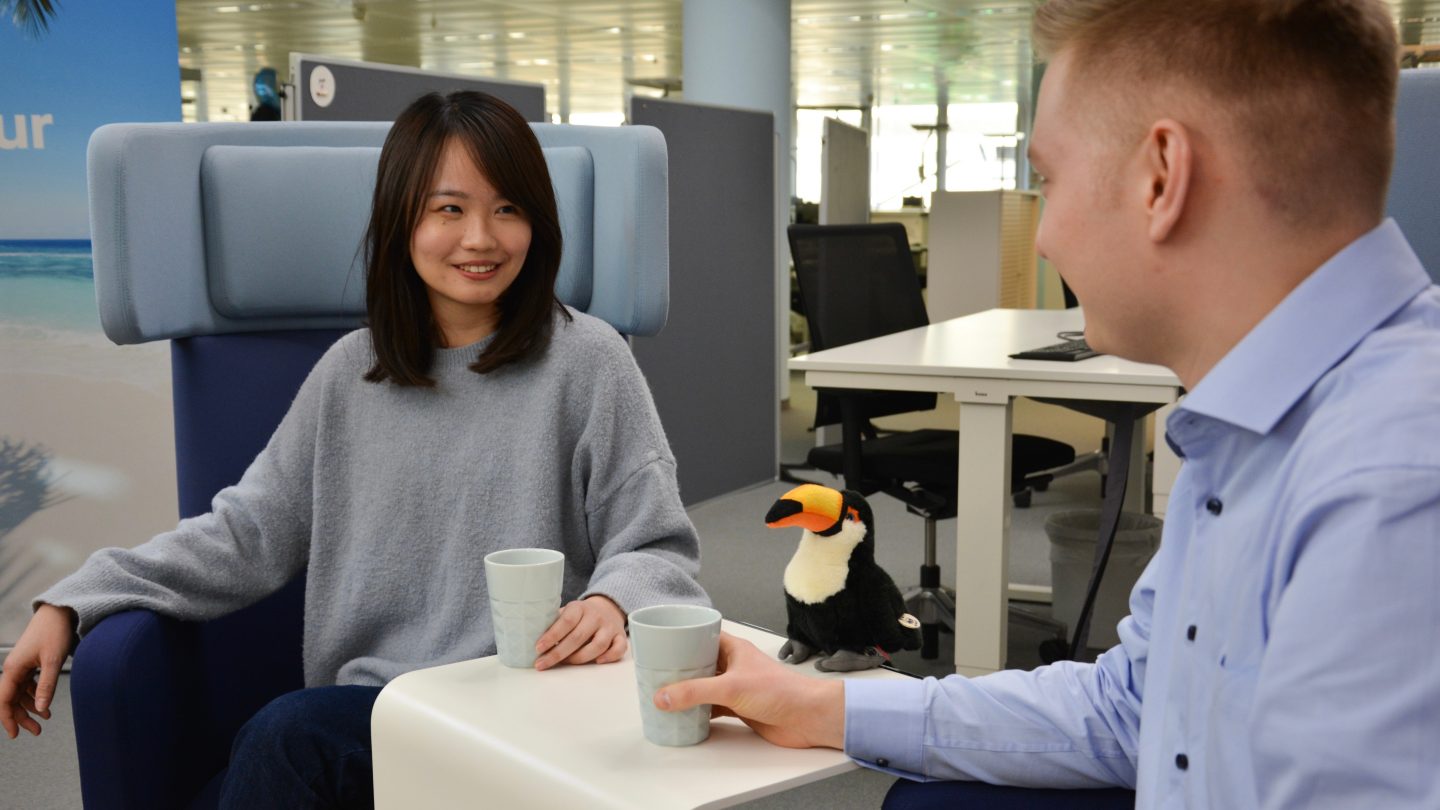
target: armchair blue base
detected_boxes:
[70,578,305,810]
[69,330,343,809]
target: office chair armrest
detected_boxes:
[70,610,214,810]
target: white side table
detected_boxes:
[372,620,909,809]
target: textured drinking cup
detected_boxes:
[484,548,565,668]
[628,604,723,746]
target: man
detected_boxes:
[658,1,1440,806]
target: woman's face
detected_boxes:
[410,138,532,346]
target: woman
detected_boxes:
[0,91,707,807]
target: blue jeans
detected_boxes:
[218,684,383,810]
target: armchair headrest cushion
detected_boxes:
[199,145,594,320]
[87,121,668,342]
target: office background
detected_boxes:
[3,1,1438,807]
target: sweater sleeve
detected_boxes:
[571,330,709,614]
[33,355,328,636]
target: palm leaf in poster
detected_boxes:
[2,0,60,37]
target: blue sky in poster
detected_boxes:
[0,0,179,239]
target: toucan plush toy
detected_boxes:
[765,483,921,671]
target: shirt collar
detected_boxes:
[1178,219,1430,436]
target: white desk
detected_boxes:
[790,308,1182,676]
[372,620,908,810]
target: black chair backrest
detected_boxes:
[1061,277,1079,309]
[788,223,938,428]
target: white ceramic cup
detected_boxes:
[628,604,723,746]
[484,548,565,668]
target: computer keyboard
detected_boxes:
[1009,338,1100,362]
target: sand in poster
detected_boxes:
[0,240,178,642]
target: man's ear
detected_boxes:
[1142,119,1193,243]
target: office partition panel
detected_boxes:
[820,118,871,225]
[629,97,778,505]
[288,54,546,122]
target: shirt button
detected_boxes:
[1176,753,1189,770]
[1206,497,1223,515]
[876,758,891,768]
[1187,625,1197,642]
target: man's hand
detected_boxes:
[653,633,845,750]
[0,603,77,739]
[534,595,627,670]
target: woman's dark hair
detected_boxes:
[363,90,569,386]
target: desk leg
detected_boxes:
[952,398,1011,677]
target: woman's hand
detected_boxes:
[533,595,628,670]
[0,603,78,739]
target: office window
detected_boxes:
[870,102,1021,210]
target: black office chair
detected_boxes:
[787,223,1076,659]
[1017,277,1114,499]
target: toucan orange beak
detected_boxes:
[765,484,845,533]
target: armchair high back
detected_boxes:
[74,120,669,809]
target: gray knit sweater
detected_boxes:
[37,308,708,687]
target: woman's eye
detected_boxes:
[497,204,518,215]
[439,204,462,214]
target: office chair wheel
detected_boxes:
[1012,488,1033,508]
[1032,478,1050,492]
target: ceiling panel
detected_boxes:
[173,0,1440,122]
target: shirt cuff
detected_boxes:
[844,677,933,779]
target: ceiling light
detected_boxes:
[509,32,526,39]
[880,43,893,52]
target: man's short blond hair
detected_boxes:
[1033,0,1398,229]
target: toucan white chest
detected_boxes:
[783,520,867,604]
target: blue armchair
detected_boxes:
[74,119,671,809]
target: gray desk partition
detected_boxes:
[629,97,778,505]
[289,54,546,122]
[820,117,870,225]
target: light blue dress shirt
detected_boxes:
[845,220,1440,808]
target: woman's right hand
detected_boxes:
[0,603,77,739]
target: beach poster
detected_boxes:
[1,1,180,645]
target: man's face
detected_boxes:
[1029,51,1154,359]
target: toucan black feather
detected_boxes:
[767,485,922,670]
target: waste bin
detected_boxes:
[1046,510,1163,650]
